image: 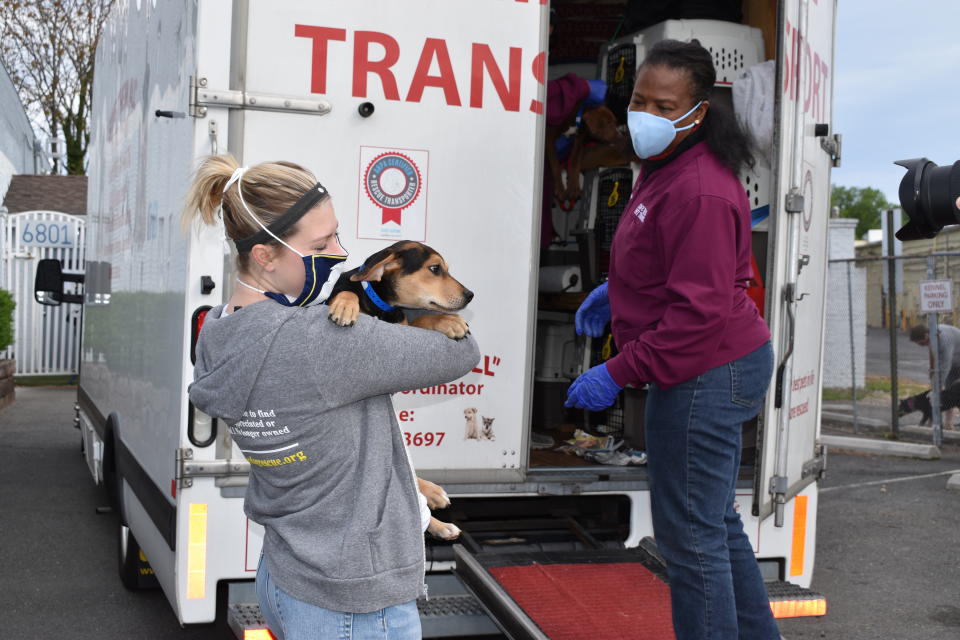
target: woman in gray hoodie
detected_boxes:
[185,155,480,639]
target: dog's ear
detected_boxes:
[350,251,401,282]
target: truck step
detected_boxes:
[767,581,828,618]
[419,593,502,638]
[226,593,501,639]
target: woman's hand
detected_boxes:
[575,282,611,338]
[564,363,623,411]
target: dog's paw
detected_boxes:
[417,478,450,509]
[410,313,469,339]
[327,292,360,327]
[427,517,461,541]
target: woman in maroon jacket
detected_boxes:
[566,40,781,640]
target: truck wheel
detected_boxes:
[118,524,159,590]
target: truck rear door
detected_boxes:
[757,0,837,523]
[223,0,547,483]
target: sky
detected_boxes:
[832,0,960,204]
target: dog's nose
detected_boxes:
[463,289,474,302]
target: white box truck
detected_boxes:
[35,0,840,636]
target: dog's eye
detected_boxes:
[429,265,441,275]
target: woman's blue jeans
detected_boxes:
[256,556,422,640]
[645,341,781,640]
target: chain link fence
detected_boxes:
[824,246,960,446]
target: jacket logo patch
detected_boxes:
[633,203,648,222]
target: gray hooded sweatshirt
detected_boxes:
[188,301,480,613]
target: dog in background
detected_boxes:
[464,407,480,440]
[481,416,496,441]
[327,241,473,540]
[898,381,960,426]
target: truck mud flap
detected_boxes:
[452,539,826,640]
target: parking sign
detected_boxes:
[920,279,953,313]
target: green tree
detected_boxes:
[831,185,894,240]
[0,0,115,175]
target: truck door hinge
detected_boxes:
[802,443,828,481]
[820,133,842,168]
[189,76,332,118]
[176,447,250,488]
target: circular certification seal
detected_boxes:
[364,152,422,225]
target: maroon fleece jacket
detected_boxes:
[605,141,770,389]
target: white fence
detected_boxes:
[0,210,86,375]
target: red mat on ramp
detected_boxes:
[488,562,675,640]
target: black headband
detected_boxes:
[233,182,329,253]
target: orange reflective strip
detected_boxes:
[244,629,277,640]
[186,503,208,599]
[790,494,809,577]
[770,598,827,618]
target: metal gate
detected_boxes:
[0,211,85,375]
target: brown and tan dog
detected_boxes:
[327,241,472,540]
[327,241,472,338]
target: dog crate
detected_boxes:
[599,19,773,230]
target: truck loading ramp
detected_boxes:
[453,539,826,640]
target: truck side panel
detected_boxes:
[85,0,202,615]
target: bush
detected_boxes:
[0,289,14,353]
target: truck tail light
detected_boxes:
[186,503,208,599]
[190,306,213,365]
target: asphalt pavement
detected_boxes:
[778,426,960,640]
[0,386,215,640]
[2,386,959,639]
[866,326,929,382]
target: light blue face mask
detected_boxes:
[626,101,703,159]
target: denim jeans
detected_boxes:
[645,341,780,640]
[256,555,422,640]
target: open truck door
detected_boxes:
[754,0,837,546]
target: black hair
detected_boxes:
[909,325,930,342]
[640,39,756,175]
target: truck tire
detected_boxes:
[118,524,159,590]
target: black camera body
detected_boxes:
[894,158,960,241]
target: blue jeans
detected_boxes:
[645,342,780,640]
[256,556,422,640]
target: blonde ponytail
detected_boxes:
[182,154,321,271]
[182,153,241,229]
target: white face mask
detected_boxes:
[626,101,703,159]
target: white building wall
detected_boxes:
[0,62,38,202]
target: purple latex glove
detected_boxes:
[574,282,610,338]
[564,363,623,411]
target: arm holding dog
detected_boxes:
[315,314,480,406]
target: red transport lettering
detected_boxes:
[295,25,544,113]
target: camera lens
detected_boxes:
[895,158,960,241]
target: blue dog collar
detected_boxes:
[361,280,395,312]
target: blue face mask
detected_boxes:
[226,167,348,307]
[257,245,348,307]
[627,101,703,159]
